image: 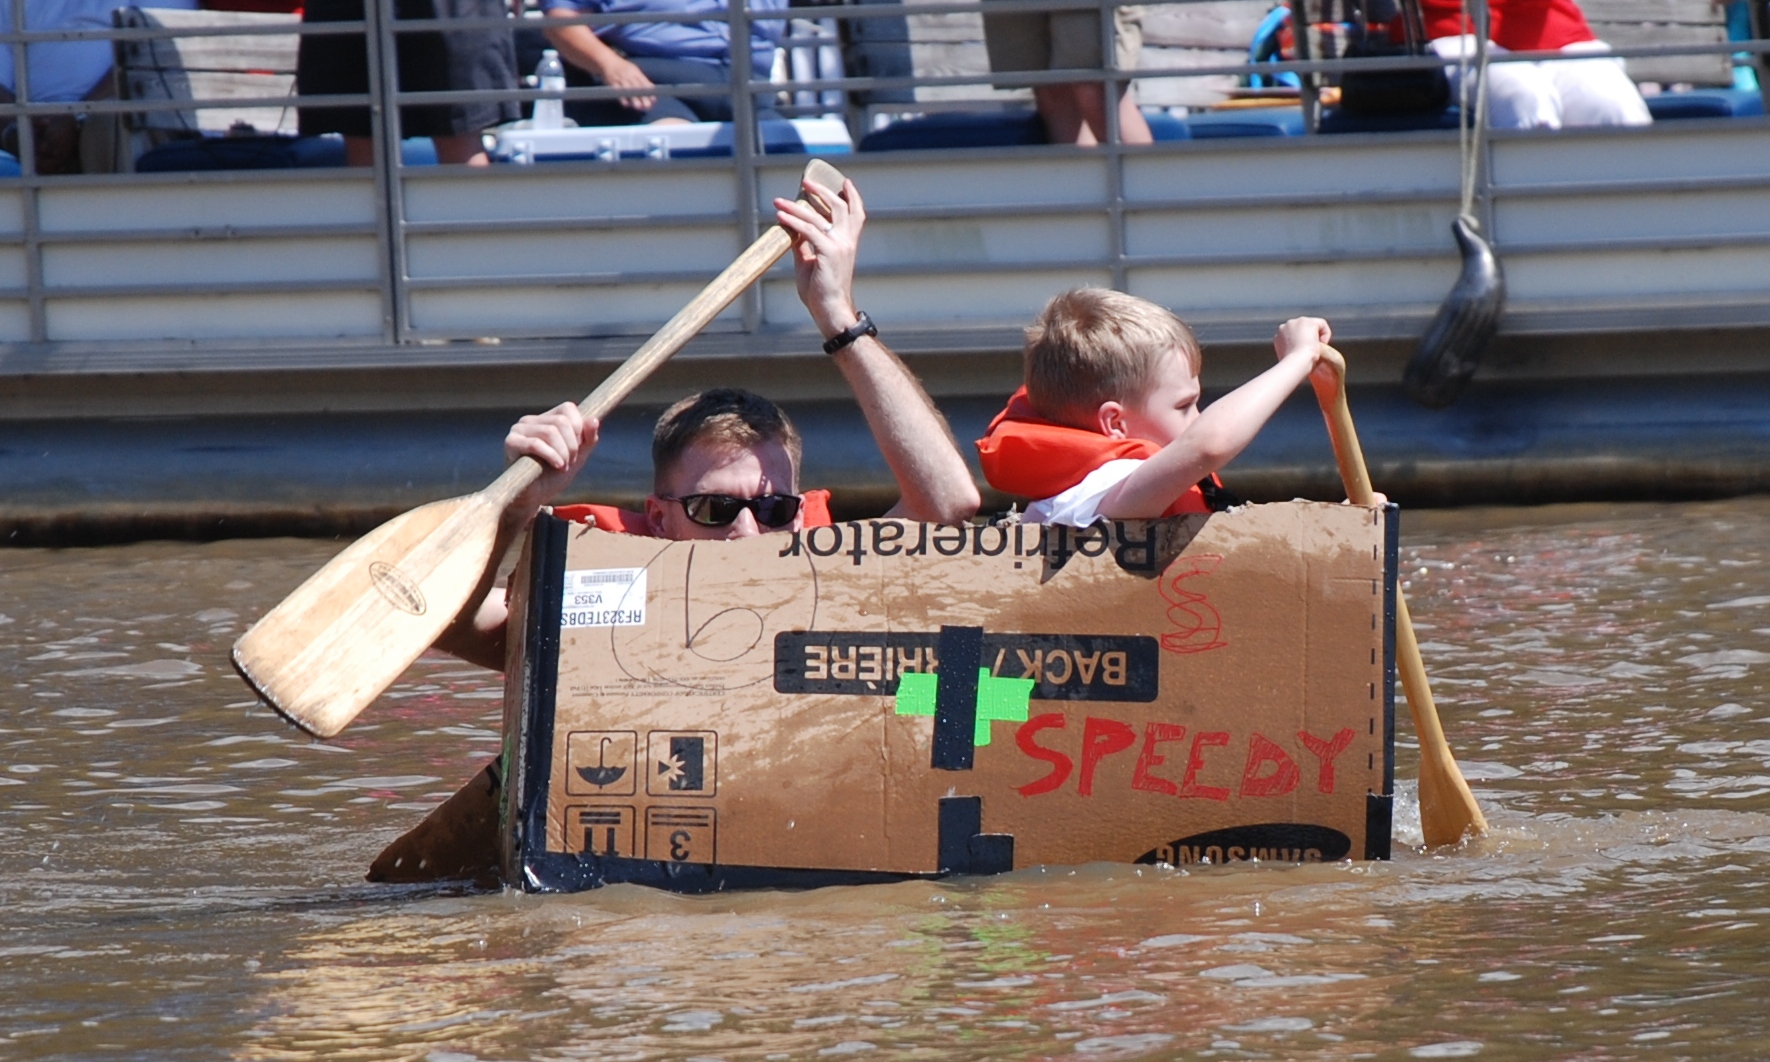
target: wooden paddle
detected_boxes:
[1314,345,1489,847]
[234,158,849,740]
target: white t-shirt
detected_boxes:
[0,0,197,102]
[1024,458,1144,527]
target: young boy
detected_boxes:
[976,288,1334,526]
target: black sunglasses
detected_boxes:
[663,492,803,528]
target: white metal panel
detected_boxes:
[774,268,1113,326]
[1493,125,1770,187]
[42,238,380,288]
[0,192,22,236]
[1123,141,1462,201]
[402,168,738,223]
[37,178,374,232]
[405,226,743,280]
[1496,188,1770,246]
[1126,201,1460,258]
[1504,246,1770,300]
[47,293,383,341]
[0,302,27,341]
[408,283,741,334]
[861,215,1110,267]
[0,248,27,288]
[1129,257,1460,312]
[826,157,1108,209]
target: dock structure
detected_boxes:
[3,2,1769,542]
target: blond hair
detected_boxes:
[652,388,803,491]
[1023,289,1200,428]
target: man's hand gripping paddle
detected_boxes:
[233,159,849,740]
[1315,345,1489,847]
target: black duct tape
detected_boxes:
[932,624,983,770]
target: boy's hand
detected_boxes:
[505,402,600,513]
[773,177,865,340]
[1274,316,1332,364]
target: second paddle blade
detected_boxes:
[232,491,504,739]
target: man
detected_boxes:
[0,0,199,173]
[297,0,520,167]
[540,0,787,126]
[981,0,1153,147]
[368,175,980,884]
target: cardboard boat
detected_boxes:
[486,499,1399,893]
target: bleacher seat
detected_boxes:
[0,151,18,178]
[1645,87,1766,120]
[1318,106,1463,133]
[135,135,440,172]
[859,109,1194,151]
[1183,107,1306,137]
[857,111,1047,151]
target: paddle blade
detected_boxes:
[232,491,504,739]
[1404,215,1505,409]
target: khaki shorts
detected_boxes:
[983,2,1144,73]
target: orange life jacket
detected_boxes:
[553,488,835,535]
[975,388,1225,517]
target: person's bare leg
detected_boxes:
[1116,90,1153,144]
[432,132,490,166]
[1037,82,1153,146]
[1034,85,1090,145]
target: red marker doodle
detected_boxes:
[1158,554,1227,654]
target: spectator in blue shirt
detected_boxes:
[541,0,788,125]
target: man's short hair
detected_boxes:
[1023,289,1201,428]
[652,388,804,491]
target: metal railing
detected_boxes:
[1,0,1767,353]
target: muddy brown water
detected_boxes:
[3,498,1769,1060]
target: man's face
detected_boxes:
[1120,348,1202,447]
[645,439,803,540]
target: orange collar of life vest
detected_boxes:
[975,388,1213,517]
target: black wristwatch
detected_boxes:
[822,311,878,355]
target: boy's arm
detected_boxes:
[432,403,600,671]
[1099,318,1330,519]
[774,178,981,525]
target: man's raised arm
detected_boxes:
[433,403,600,670]
[774,178,982,525]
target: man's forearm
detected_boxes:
[543,18,618,79]
[832,335,980,525]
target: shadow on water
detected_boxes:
[4,499,1770,1058]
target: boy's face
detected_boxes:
[1120,348,1201,446]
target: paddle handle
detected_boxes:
[1313,346,1489,847]
[482,158,849,509]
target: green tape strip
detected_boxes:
[973,670,1034,746]
[894,668,1034,747]
[895,671,937,716]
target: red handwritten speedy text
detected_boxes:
[1014,714,1357,800]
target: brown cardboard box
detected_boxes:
[498,501,1396,892]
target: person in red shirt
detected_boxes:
[432,173,982,672]
[1423,0,1650,128]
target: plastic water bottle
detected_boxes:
[533,49,566,130]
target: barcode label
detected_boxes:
[561,568,647,628]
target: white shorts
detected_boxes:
[1431,35,1652,129]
